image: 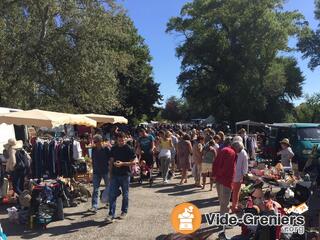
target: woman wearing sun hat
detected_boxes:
[277,138,294,171]
[3,138,31,195]
[3,138,23,173]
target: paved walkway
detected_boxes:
[0,174,241,240]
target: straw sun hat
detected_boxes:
[280,138,291,147]
[3,138,23,150]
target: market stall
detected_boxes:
[0,109,96,128]
[238,157,319,239]
[82,113,128,125]
[0,109,95,229]
[233,122,320,237]
[76,113,128,151]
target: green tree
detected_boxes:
[298,0,320,70]
[116,29,162,121]
[294,93,320,122]
[0,0,161,119]
[162,96,187,122]
[167,0,306,124]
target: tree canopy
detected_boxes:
[298,0,320,70]
[0,0,161,121]
[162,96,188,122]
[289,93,320,123]
[167,0,307,124]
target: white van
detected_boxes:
[0,107,24,154]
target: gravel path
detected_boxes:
[0,173,241,240]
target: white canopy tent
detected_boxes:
[0,109,97,128]
[82,114,128,124]
[203,115,215,124]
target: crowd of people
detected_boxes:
[89,125,263,223]
[3,122,296,227]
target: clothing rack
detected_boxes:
[31,138,82,179]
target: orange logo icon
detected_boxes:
[171,202,201,235]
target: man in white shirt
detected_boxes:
[231,141,248,213]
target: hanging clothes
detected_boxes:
[72,140,82,160]
[31,141,44,179]
[48,141,57,178]
[31,139,76,179]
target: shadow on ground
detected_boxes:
[0,204,113,239]
[156,183,196,193]
[190,197,219,209]
[1,216,111,239]
[155,225,222,240]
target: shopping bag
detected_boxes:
[101,185,109,204]
[0,224,7,240]
[192,164,196,177]
[130,164,141,177]
[7,207,18,223]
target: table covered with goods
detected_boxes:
[237,156,319,239]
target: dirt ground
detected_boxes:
[0,173,241,240]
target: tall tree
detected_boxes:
[115,23,162,121]
[0,0,161,119]
[298,0,320,70]
[293,93,320,123]
[162,96,187,123]
[167,0,306,123]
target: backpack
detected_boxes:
[15,150,29,171]
[2,149,9,159]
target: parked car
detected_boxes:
[266,123,320,171]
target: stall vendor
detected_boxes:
[277,138,294,171]
[4,139,31,195]
[231,140,248,213]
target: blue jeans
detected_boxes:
[108,175,130,218]
[92,173,108,209]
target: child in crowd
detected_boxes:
[139,160,150,181]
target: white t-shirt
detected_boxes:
[279,147,294,169]
[73,140,83,160]
[233,149,248,182]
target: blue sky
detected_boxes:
[119,0,320,106]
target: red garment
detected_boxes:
[80,141,88,157]
[212,146,236,189]
[77,126,91,136]
[141,164,150,174]
[30,137,37,146]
